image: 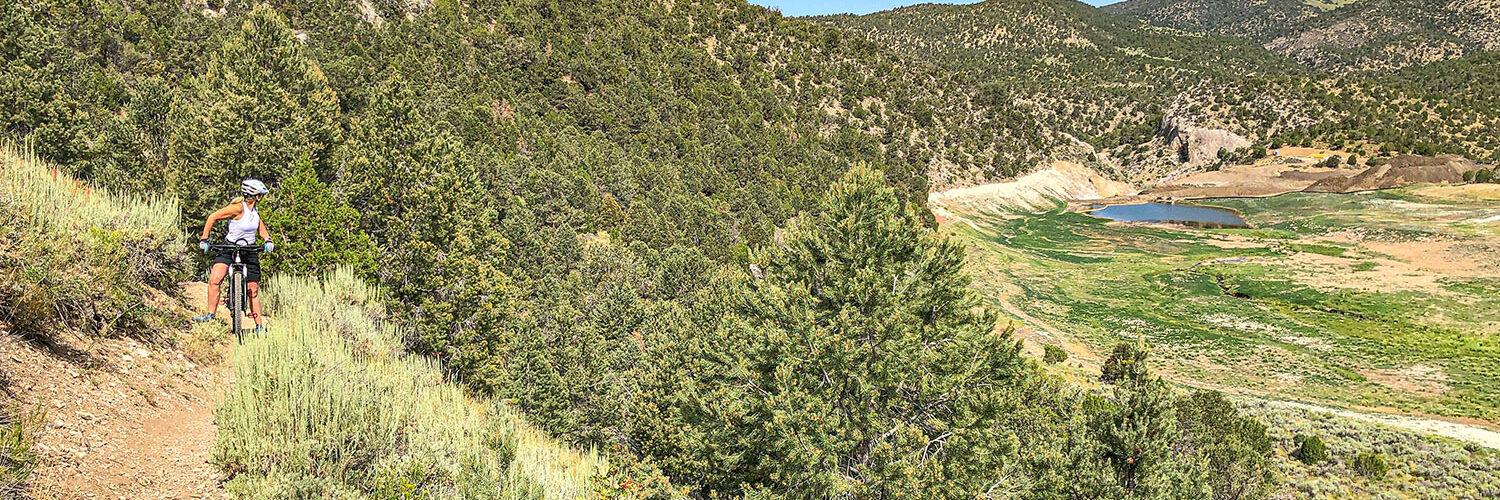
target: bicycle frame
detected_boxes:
[210,244,262,343]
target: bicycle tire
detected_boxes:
[230,269,244,344]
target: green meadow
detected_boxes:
[951,187,1500,422]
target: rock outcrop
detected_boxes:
[929,161,1137,215]
[1305,155,1480,193]
[1160,116,1253,168]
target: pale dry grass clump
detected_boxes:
[211,268,605,499]
[0,403,44,498]
[0,141,189,341]
[0,142,179,241]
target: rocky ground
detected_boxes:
[1,285,229,499]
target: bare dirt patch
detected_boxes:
[1359,239,1499,277]
[1410,183,1500,202]
[1283,251,1454,295]
[1,288,230,499]
[1360,364,1452,397]
[931,161,1136,215]
[1144,162,1352,200]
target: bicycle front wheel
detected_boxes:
[230,270,244,343]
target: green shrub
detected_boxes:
[213,269,605,499]
[1043,344,1069,364]
[1101,341,1150,385]
[1294,434,1329,465]
[591,453,683,500]
[1175,391,1276,500]
[1351,452,1389,479]
[0,403,43,498]
[1476,168,1496,184]
[0,144,188,342]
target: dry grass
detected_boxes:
[211,269,605,499]
[0,403,44,498]
[0,141,189,340]
[0,142,179,240]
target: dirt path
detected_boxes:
[1,285,231,499]
[1270,400,1500,450]
[996,293,1101,364]
[31,370,227,499]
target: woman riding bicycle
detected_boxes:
[191,179,275,335]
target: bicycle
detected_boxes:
[209,243,264,343]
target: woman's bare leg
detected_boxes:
[247,281,264,326]
[205,263,228,315]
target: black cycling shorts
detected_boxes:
[212,248,262,283]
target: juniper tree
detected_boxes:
[1175,391,1275,500]
[260,157,377,278]
[167,5,342,218]
[659,165,1028,497]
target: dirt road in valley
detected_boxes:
[993,286,1500,451]
[1271,400,1500,450]
[996,293,1101,366]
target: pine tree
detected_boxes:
[1101,341,1150,385]
[167,5,342,219]
[261,157,378,278]
[1077,342,1216,499]
[661,165,1028,497]
[1175,391,1275,500]
[1092,379,1209,499]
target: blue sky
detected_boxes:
[748,1,1119,17]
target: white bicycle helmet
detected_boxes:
[241,178,269,196]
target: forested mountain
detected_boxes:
[817,0,1500,182]
[3,0,1283,497]
[1107,0,1500,71]
[1,0,1077,202]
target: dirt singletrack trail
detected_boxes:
[996,293,1101,365]
[1,283,231,499]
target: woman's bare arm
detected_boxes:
[257,218,271,243]
[199,203,242,241]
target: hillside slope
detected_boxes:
[0,143,214,498]
[0,0,1083,457]
[817,0,1500,183]
[1107,0,1500,71]
[815,0,1302,181]
[0,143,613,499]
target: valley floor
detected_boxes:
[949,183,1500,429]
[948,182,1500,497]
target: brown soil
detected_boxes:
[1,285,229,499]
[1306,155,1479,193]
[1409,183,1500,202]
[1333,235,1500,277]
[1284,251,1452,295]
[1143,162,1352,200]
[1360,364,1452,398]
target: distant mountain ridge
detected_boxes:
[814,0,1308,182]
[817,0,1500,183]
[1106,0,1500,71]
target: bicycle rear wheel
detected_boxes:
[230,269,245,343]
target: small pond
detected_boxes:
[1086,202,1250,228]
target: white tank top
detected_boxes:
[225,201,260,245]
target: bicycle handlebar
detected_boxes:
[208,243,265,252]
